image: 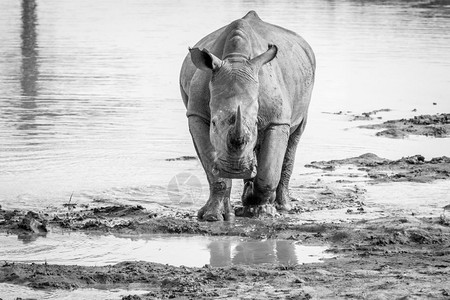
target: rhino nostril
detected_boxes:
[229,114,236,125]
[229,136,245,149]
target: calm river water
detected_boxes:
[1,0,449,210]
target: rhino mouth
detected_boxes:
[214,167,256,179]
[212,156,257,179]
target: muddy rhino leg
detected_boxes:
[275,120,307,211]
[242,125,289,208]
[188,116,233,221]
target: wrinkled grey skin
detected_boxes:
[180,11,315,221]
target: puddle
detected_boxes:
[0,232,334,268]
[0,283,148,300]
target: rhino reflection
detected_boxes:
[17,232,46,244]
[21,0,39,98]
[208,240,232,267]
[18,0,40,132]
[208,240,298,267]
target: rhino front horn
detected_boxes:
[234,105,243,138]
[228,106,246,150]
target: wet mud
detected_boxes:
[306,153,450,183]
[1,214,449,299]
[1,153,450,299]
[360,113,450,138]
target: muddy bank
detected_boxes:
[0,177,364,238]
[324,110,450,138]
[0,176,370,239]
[1,152,449,299]
[360,113,450,138]
[1,216,449,299]
[0,203,357,242]
[306,153,450,183]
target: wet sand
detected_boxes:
[1,151,449,299]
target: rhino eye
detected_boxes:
[211,119,216,127]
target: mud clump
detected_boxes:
[375,128,408,138]
[18,212,48,234]
[92,205,145,217]
[306,153,450,183]
[360,113,450,138]
[323,108,391,121]
[0,208,48,235]
[351,108,392,121]
[306,152,389,169]
[413,0,450,8]
[122,296,143,300]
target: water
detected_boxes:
[0,232,333,267]
[366,180,450,215]
[1,0,450,209]
[0,283,148,300]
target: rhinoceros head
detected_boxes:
[189,45,277,179]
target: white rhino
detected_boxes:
[180,11,315,221]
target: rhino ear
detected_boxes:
[189,47,223,72]
[249,44,278,71]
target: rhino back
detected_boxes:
[180,11,315,128]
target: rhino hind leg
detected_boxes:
[275,120,307,211]
[189,116,234,222]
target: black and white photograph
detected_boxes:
[0,0,449,299]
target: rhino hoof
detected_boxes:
[198,203,234,222]
[235,204,278,218]
[203,213,224,222]
[275,202,292,212]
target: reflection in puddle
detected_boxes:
[210,239,330,267]
[0,233,333,267]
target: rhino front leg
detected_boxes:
[242,125,289,208]
[276,120,307,211]
[188,116,233,222]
